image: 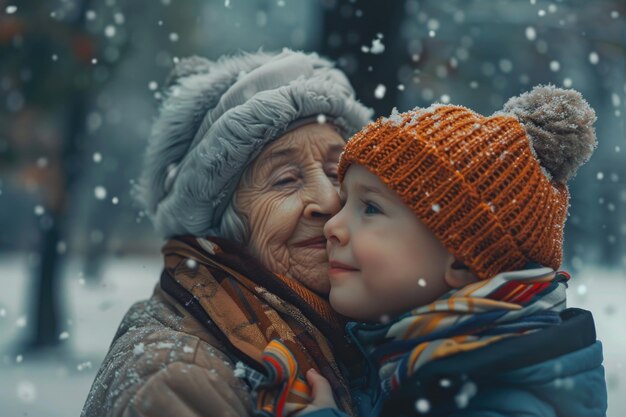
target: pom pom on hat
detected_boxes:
[502,84,597,184]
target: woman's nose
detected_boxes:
[303,174,341,220]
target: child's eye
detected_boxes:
[363,201,382,215]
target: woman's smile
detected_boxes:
[293,235,327,249]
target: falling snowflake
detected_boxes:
[114,12,125,24]
[77,361,93,371]
[415,398,430,413]
[611,93,621,107]
[549,61,560,72]
[499,59,513,73]
[17,381,37,403]
[374,84,386,99]
[454,381,478,409]
[525,26,537,41]
[418,278,427,287]
[104,25,116,38]
[370,38,385,54]
[94,186,107,200]
[57,241,67,254]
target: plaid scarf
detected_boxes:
[160,236,357,417]
[369,267,569,395]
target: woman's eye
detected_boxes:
[364,202,381,215]
[273,176,297,187]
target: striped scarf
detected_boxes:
[160,236,357,417]
[371,267,568,395]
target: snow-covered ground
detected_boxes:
[0,253,624,416]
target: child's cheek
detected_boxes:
[353,237,394,275]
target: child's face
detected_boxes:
[324,164,451,321]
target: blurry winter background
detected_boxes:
[0,0,623,415]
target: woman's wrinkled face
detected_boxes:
[235,123,344,294]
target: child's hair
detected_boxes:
[338,85,597,280]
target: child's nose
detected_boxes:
[323,211,347,246]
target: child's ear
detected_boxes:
[444,255,480,289]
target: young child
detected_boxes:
[300,85,608,417]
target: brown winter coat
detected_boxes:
[81,283,255,417]
[81,237,357,417]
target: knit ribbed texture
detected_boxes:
[338,105,569,280]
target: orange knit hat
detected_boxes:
[338,85,597,280]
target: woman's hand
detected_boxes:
[294,368,339,416]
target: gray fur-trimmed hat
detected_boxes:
[137,49,373,238]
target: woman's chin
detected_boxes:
[291,267,331,295]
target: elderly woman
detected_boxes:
[81,50,373,417]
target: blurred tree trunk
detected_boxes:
[32,95,88,348]
[29,0,92,349]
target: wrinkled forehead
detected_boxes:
[255,123,345,168]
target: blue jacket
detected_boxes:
[308,308,607,417]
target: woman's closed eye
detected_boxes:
[273,177,298,187]
[273,175,299,187]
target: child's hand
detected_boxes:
[294,368,339,416]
